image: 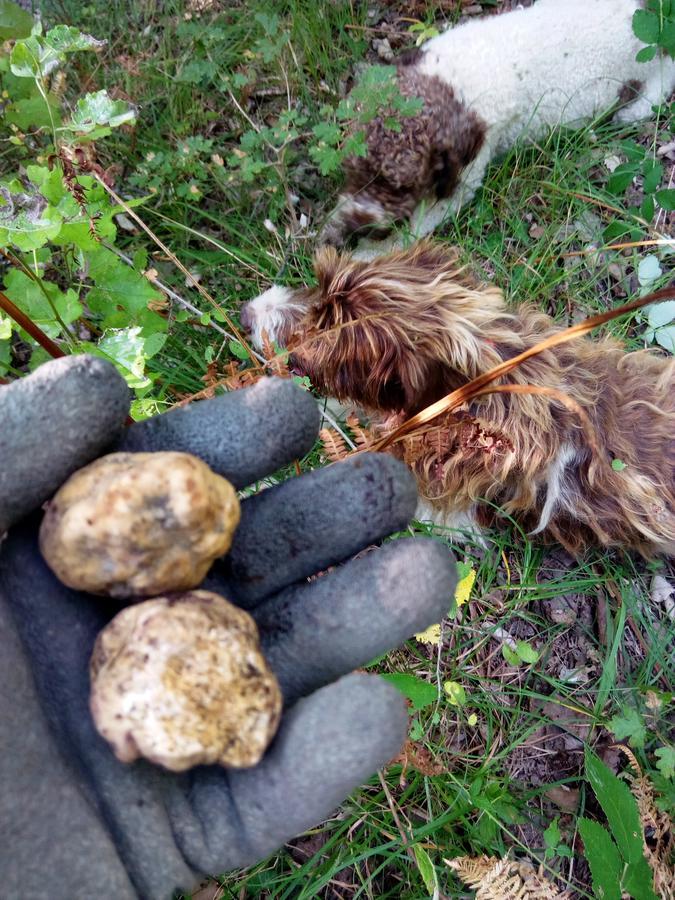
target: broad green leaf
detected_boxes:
[636,45,658,62]
[412,844,437,895]
[622,856,659,900]
[443,681,466,706]
[4,93,62,130]
[578,818,622,900]
[66,90,136,134]
[656,188,675,210]
[95,327,151,389]
[380,673,438,710]
[607,162,639,195]
[646,299,675,329]
[633,9,661,44]
[85,246,166,335]
[228,339,250,360]
[502,645,521,667]
[0,0,33,40]
[654,746,675,779]
[543,817,561,850]
[637,254,663,289]
[2,269,81,339]
[608,707,647,748]
[654,324,675,353]
[10,28,103,78]
[516,640,539,664]
[584,749,645,866]
[642,160,663,194]
[0,182,63,251]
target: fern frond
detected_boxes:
[446,855,572,899]
[319,427,350,462]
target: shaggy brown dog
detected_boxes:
[241,243,675,558]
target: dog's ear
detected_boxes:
[306,244,457,414]
[428,93,486,199]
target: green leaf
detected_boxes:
[515,640,539,664]
[646,299,675,329]
[655,188,675,210]
[655,745,675,779]
[10,27,104,78]
[641,193,656,221]
[412,844,437,895]
[443,680,467,706]
[608,707,647,748]
[228,339,250,360]
[312,122,342,145]
[584,749,645,866]
[502,645,520,667]
[641,160,663,194]
[636,45,658,62]
[578,818,622,900]
[0,182,63,251]
[2,269,81,339]
[380,673,438,710]
[543,817,561,850]
[5,92,62,130]
[66,90,136,135]
[607,162,639,195]
[94,327,151,389]
[633,9,661,44]
[0,1,34,40]
[85,246,166,335]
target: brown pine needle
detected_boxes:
[372,285,675,453]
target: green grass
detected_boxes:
[5,0,675,896]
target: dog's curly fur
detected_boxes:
[241,242,675,558]
[321,0,675,249]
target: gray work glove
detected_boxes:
[0,355,456,900]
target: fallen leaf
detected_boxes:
[455,566,476,607]
[414,623,442,645]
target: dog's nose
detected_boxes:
[239,302,253,332]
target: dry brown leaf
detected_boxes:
[446,855,572,899]
[319,427,351,462]
[392,739,447,782]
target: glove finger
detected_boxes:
[255,538,456,705]
[0,356,129,532]
[117,377,320,489]
[179,673,407,873]
[208,453,418,609]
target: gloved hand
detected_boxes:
[0,355,456,900]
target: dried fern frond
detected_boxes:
[345,412,376,449]
[619,745,675,900]
[446,855,572,899]
[319,427,351,462]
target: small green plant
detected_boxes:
[632,0,675,61]
[0,5,167,403]
[580,750,658,900]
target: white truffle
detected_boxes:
[89,591,282,771]
[39,451,240,597]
